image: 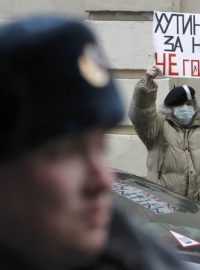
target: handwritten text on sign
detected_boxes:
[153,11,200,78]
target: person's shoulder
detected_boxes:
[105,207,186,270]
[0,245,39,270]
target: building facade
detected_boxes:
[2,0,200,176]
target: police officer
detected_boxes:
[0,17,185,270]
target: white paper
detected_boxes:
[153,11,200,78]
[169,230,200,247]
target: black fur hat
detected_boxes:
[164,85,195,107]
[0,16,124,162]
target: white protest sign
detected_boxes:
[153,11,200,78]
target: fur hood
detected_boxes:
[157,102,200,127]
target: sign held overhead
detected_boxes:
[153,11,200,78]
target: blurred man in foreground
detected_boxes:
[0,16,185,270]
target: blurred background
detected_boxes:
[4,0,200,177]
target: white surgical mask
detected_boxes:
[173,105,195,125]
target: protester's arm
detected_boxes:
[129,66,163,150]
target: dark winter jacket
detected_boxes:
[0,207,186,270]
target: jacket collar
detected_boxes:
[158,105,200,128]
[165,112,200,128]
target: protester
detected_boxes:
[0,18,185,269]
[129,65,200,202]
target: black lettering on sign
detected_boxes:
[154,12,173,33]
[154,12,200,35]
[193,15,200,35]
[192,37,200,53]
[164,36,183,52]
[193,65,198,73]
[182,15,193,34]
[174,14,183,34]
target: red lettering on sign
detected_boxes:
[169,53,179,76]
[191,60,200,77]
[183,59,190,76]
[155,52,166,75]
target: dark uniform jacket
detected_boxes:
[0,208,186,270]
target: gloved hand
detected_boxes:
[146,65,158,85]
